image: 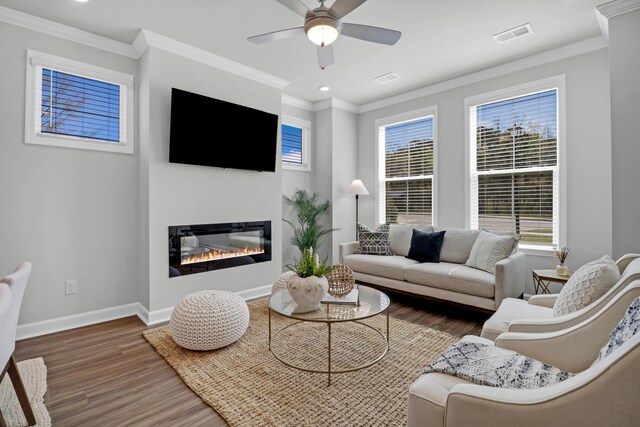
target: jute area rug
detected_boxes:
[0,357,51,427]
[144,299,457,427]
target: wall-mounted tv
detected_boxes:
[169,88,279,172]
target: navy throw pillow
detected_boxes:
[406,229,446,263]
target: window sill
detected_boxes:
[518,245,556,257]
[26,133,133,155]
[282,163,311,172]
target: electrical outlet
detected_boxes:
[65,279,78,295]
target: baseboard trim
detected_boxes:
[146,284,272,326]
[16,284,272,339]
[16,302,148,341]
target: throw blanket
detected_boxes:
[425,341,574,389]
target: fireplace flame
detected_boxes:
[181,246,264,265]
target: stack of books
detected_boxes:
[321,287,359,305]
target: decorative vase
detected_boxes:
[556,264,569,276]
[287,274,329,313]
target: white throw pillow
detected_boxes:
[465,231,519,274]
[553,255,620,317]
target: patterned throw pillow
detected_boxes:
[552,256,620,317]
[464,231,519,274]
[597,296,640,362]
[355,223,393,256]
[425,341,573,389]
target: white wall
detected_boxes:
[141,47,283,312]
[0,22,141,324]
[312,108,334,262]
[609,9,640,258]
[281,104,314,271]
[357,49,612,294]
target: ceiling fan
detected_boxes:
[247,0,401,69]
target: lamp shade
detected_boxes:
[348,179,369,196]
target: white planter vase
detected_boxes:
[287,275,328,313]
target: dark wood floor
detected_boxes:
[14,292,489,427]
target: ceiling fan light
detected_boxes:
[305,16,340,46]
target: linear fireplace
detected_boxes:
[168,221,271,278]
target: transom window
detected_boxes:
[378,110,436,226]
[281,115,311,171]
[25,50,134,154]
[468,85,561,247]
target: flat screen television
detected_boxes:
[169,88,279,172]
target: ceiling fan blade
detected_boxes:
[317,45,335,69]
[328,0,367,19]
[275,0,310,17]
[247,27,305,44]
[340,23,401,45]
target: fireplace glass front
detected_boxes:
[168,221,271,277]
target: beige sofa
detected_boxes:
[339,225,525,311]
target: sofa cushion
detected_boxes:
[390,224,434,256]
[355,223,393,256]
[406,230,446,263]
[404,262,495,298]
[553,255,620,317]
[481,298,554,341]
[343,254,419,281]
[434,227,481,264]
[465,231,519,274]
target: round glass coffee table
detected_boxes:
[268,285,390,385]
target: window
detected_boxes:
[467,79,564,248]
[377,108,437,226]
[25,50,134,154]
[281,115,311,171]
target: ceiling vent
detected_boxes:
[373,72,400,85]
[493,23,533,44]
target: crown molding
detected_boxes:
[0,5,138,58]
[596,0,640,39]
[132,30,289,90]
[311,97,359,113]
[596,0,640,18]
[358,35,608,113]
[282,94,314,111]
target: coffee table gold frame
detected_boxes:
[268,293,390,386]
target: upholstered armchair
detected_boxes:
[408,280,640,427]
[481,253,640,340]
[0,262,36,426]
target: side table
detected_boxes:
[532,269,573,294]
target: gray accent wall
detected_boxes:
[609,9,640,259]
[140,47,283,312]
[0,22,140,324]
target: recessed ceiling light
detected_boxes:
[319,86,330,92]
[75,0,89,3]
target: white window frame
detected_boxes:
[281,115,311,172]
[464,75,566,255]
[375,105,438,226]
[25,50,135,154]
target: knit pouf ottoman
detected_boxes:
[169,290,249,351]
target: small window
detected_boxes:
[25,50,134,154]
[377,108,437,226]
[281,115,310,171]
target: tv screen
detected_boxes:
[169,88,279,172]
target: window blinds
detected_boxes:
[381,116,434,225]
[40,68,121,143]
[282,124,303,164]
[470,89,558,246]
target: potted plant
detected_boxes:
[283,190,335,254]
[287,248,333,312]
